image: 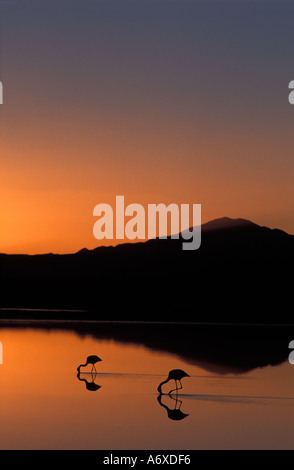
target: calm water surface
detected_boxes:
[0,321,294,449]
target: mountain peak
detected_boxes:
[201,216,259,232]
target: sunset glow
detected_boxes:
[1,0,294,253]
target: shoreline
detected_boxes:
[0,311,293,328]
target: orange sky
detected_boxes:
[1,112,294,254]
[1,0,294,254]
[1,121,294,254]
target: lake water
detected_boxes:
[0,320,294,449]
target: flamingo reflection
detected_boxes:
[157,393,189,421]
[77,371,102,391]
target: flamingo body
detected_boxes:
[77,355,102,373]
[157,369,190,395]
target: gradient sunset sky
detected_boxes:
[1,0,294,254]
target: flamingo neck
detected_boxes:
[157,377,170,394]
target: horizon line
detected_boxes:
[0,215,291,257]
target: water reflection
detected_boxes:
[1,320,291,374]
[1,324,294,449]
[76,371,101,392]
[157,394,189,421]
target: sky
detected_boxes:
[1,0,294,254]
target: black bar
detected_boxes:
[0,450,287,467]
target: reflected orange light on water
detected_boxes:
[0,328,198,449]
[0,327,294,449]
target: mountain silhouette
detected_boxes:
[0,217,293,323]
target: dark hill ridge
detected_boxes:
[0,217,293,323]
[200,216,259,231]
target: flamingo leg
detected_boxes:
[168,380,179,395]
[90,370,96,380]
[168,393,183,410]
[169,380,184,395]
[176,399,183,410]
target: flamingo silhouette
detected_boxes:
[77,371,101,391]
[157,394,189,421]
[157,369,190,395]
[77,355,102,373]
